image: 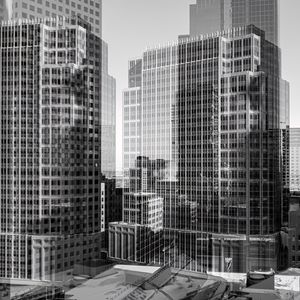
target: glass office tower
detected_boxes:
[110,25,287,273]
[0,0,117,179]
[101,40,116,178]
[290,129,300,192]
[0,0,116,284]
[0,17,104,282]
[190,0,279,45]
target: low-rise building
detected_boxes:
[66,264,230,300]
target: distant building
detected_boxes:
[114,171,125,189]
[123,58,142,191]
[101,40,116,178]
[124,193,163,231]
[190,0,279,45]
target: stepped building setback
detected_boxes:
[110,24,289,273]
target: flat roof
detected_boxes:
[114,265,160,274]
[66,265,228,300]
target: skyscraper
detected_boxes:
[290,129,300,192]
[110,24,288,273]
[122,59,142,220]
[0,0,118,283]
[0,16,105,282]
[101,40,116,178]
[0,0,102,36]
[0,0,117,178]
[190,0,279,45]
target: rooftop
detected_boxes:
[66,264,229,300]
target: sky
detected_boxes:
[102,0,300,171]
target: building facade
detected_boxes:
[290,129,300,192]
[190,0,279,45]
[0,17,105,282]
[103,177,122,252]
[122,58,142,219]
[101,40,116,178]
[123,58,142,182]
[289,194,300,268]
[0,0,117,179]
[0,0,102,36]
[110,25,288,273]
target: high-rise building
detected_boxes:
[0,1,117,179]
[0,0,117,283]
[0,16,104,282]
[190,0,289,229]
[123,58,142,178]
[101,41,116,178]
[122,59,142,218]
[0,0,102,36]
[110,25,288,273]
[290,129,300,192]
[190,0,279,45]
